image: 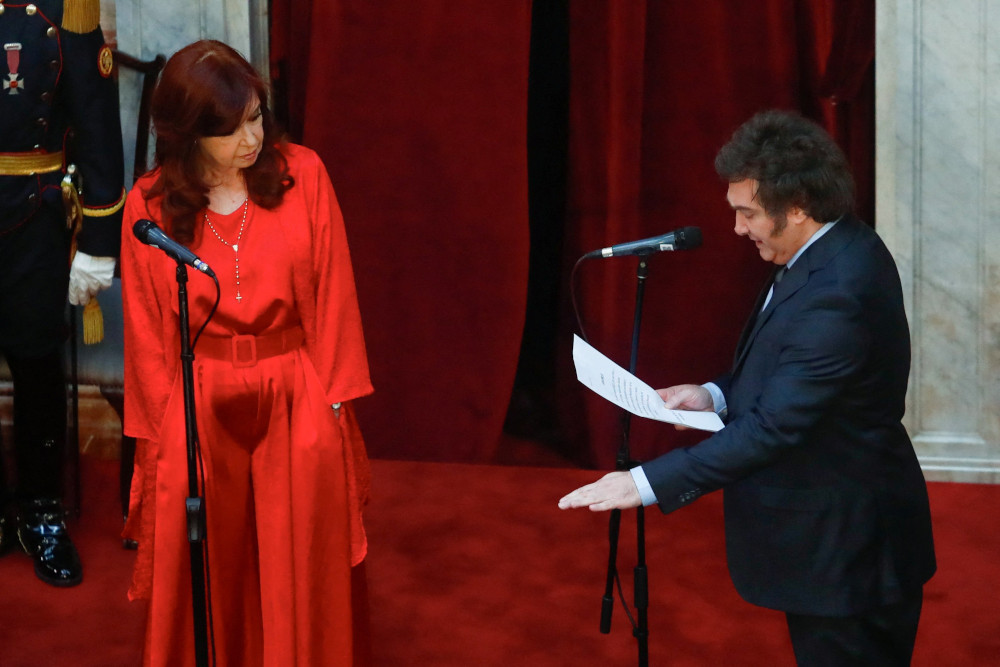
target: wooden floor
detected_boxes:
[0,383,124,460]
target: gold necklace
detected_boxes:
[203,198,249,302]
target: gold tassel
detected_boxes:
[61,0,102,34]
[82,299,104,344]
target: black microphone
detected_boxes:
[584,226,702,259]
[133,219,215,277]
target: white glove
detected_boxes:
[68,252,116,306]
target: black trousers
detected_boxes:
[1,203,71,500]
[3,349,67,499]
[786,588,924,666]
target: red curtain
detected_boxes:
[271,1,873,467]
[272,1,532,462]
[561,0,874,468]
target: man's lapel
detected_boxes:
[730,216,860,375]
[733,266,782,365]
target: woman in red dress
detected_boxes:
[121,40,373,666]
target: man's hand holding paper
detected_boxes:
[572,335,724,432]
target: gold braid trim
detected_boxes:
[62,0,102,34]
[0,151,64,175]
[81,188,126,217]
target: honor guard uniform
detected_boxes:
[0,0,124,587]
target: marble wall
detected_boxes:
[107,0,265,185]
[877,0,1000,483]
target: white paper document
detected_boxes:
[572,334,725,432]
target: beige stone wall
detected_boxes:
[112,0,260,185]
[877,0,1000,482]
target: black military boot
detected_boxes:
[17,498,83,587]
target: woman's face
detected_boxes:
[198,95,264,177]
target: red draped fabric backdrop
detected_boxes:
[271,1,533,462]
[270,0,874,467]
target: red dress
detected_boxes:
[121,144,373,666]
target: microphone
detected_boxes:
[584,226,702,259]
[133,219,215,277]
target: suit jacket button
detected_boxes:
[47,26,57,38]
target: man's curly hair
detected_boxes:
[714,110,854,223]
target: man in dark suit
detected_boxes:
[0,0,124,586]
[559,110,936,664]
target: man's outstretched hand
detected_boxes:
[558,471,641,512]
[559,384,713,511]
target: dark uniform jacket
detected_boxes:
[641,215,936,617]
[1,0,123,257]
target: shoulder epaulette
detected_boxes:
[61,0,101,35]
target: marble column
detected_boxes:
[109,0,266,185]
[877,0,1000,483]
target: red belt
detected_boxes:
[196,327,305,368]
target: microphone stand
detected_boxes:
[175,264,211,667]
[600,256,650,666]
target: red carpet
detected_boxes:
[1,455,998,665]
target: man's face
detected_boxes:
[727,179,800,265]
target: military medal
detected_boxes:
[4,43,23,94]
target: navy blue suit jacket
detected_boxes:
[641,215,936,616]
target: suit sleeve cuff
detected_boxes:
[630,466,658,507]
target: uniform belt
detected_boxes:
[197,327,305,368]
[0,151,64,176]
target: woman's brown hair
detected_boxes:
[146,40,293,244]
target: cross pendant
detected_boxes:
[236,294,242,302]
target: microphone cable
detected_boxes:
[569,252,640,639]
[570,254,590,344]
